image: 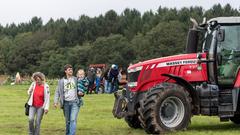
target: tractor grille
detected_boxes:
[128,71,140,82]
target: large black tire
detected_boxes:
[125,114,142,129]
[230,114,240,124]
[138,83,192,134]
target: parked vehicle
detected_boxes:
[113,17,240,134]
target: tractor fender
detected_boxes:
[162,73,199,114]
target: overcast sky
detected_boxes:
[0,0,239,26]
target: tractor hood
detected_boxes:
[128,53,204,71]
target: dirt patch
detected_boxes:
[0,75,8,85]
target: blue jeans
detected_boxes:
[95,77,101,93]
[110,80,118,93]
[104,80,111,94]
[63,100,80,135]
[28,106,44,135]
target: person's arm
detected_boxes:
[27,82,34,95]
[53,80,61,108]
[44,84,50,114]
[77,80,85,97]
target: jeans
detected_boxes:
[95,85,100,93]
[63,100,80,135]
[104,80,111,94]
[28,106,44,135]
[95,77,101,93]
[110,80,118,93]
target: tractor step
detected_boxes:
[218,89,234,118]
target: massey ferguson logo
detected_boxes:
[156,59,197,68]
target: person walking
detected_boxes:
[27,72,50,135]
[54,64,82,135]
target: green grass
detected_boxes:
[0,85,240,135]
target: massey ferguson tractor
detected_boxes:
[112,16,240,134]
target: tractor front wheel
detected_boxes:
[139,83,192,134]
[124,114,142,129]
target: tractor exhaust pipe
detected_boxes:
[186,18,199,53]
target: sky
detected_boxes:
[0,0,239,26]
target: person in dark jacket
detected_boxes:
[87,67,96,94]
[109,64,119,93]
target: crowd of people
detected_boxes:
[86,64,127,94]
[26,64,127,135]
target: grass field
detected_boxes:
[0,85,240,135]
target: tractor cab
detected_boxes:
[187,17,240,88]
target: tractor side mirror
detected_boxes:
[217,29,225,42]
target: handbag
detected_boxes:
[24,93,31,116]
[24,103,30,116]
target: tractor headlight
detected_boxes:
[127,66,142,88]
[128,82,138,88]
[128,66,143,73]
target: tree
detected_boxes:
[120,8,143,40]
[142,10,156,34]
[131,21,186,62]
[0,36,14,74]
[104,10,120,35]
[38,51,67,77]
[6,31,50,75]
[30,17,43,32]
[67,42,92,70]
[0,4,239,77]
[88,34,134,67]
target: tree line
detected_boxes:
[0,4,239,77]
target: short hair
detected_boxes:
[64,64,73,71]
[77,69,85,77]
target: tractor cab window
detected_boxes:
[217,25,240,86]
[202,31,213,52]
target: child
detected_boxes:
[77,69,89,97]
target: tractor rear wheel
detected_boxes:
[230,114,240,124]
[138,83,192,134]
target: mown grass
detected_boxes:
[0,85,240,135]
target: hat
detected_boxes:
[111,64,118,69]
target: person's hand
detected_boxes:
[78,91,84,97]
[27,90,32,95]
[53,103,58,109]
[44,109,48,114]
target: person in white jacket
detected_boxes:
[27,72,50,135]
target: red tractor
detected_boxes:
[113,17,240,134]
